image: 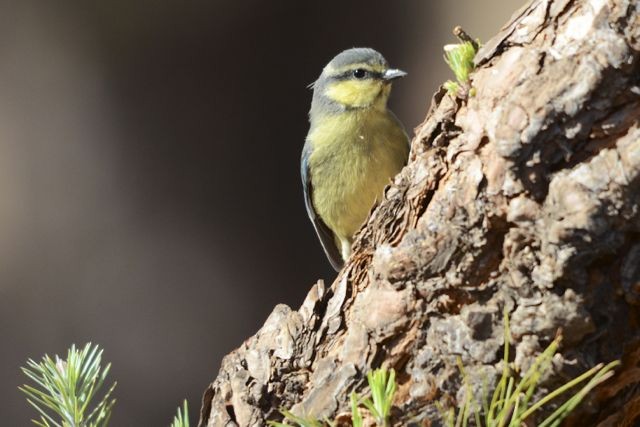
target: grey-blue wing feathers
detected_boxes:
[301,142,344,271]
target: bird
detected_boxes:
[301,47,410,271]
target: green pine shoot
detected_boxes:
[360,368,396,427]
[19,343,117,427]
[444,42,476,84]
[350,392,363,427]
[444,309,620,427]
[444,33,480,96]
[170,400,190,427]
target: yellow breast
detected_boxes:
[307,109,409,251]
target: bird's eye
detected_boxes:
[352,69,367,79]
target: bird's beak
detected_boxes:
[383,68,407,81]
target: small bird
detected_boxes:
[301,48,410,271]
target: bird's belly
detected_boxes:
[315,171,380,240]
[309,129,406,242]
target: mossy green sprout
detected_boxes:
[19,343,117,427]
[170,400,190,427]
[440,309,620,427]
[443,41,478,96]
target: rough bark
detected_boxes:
[199,0,640,425]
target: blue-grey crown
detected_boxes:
[326,47,388,71]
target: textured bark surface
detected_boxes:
[199,0,640,425]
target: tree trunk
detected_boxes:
[199,0,640,425]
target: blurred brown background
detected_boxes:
[0,1,522,425]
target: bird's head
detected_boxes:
[310,48,406,113]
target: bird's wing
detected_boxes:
[388,110,411,148]
[301,142,344,271]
